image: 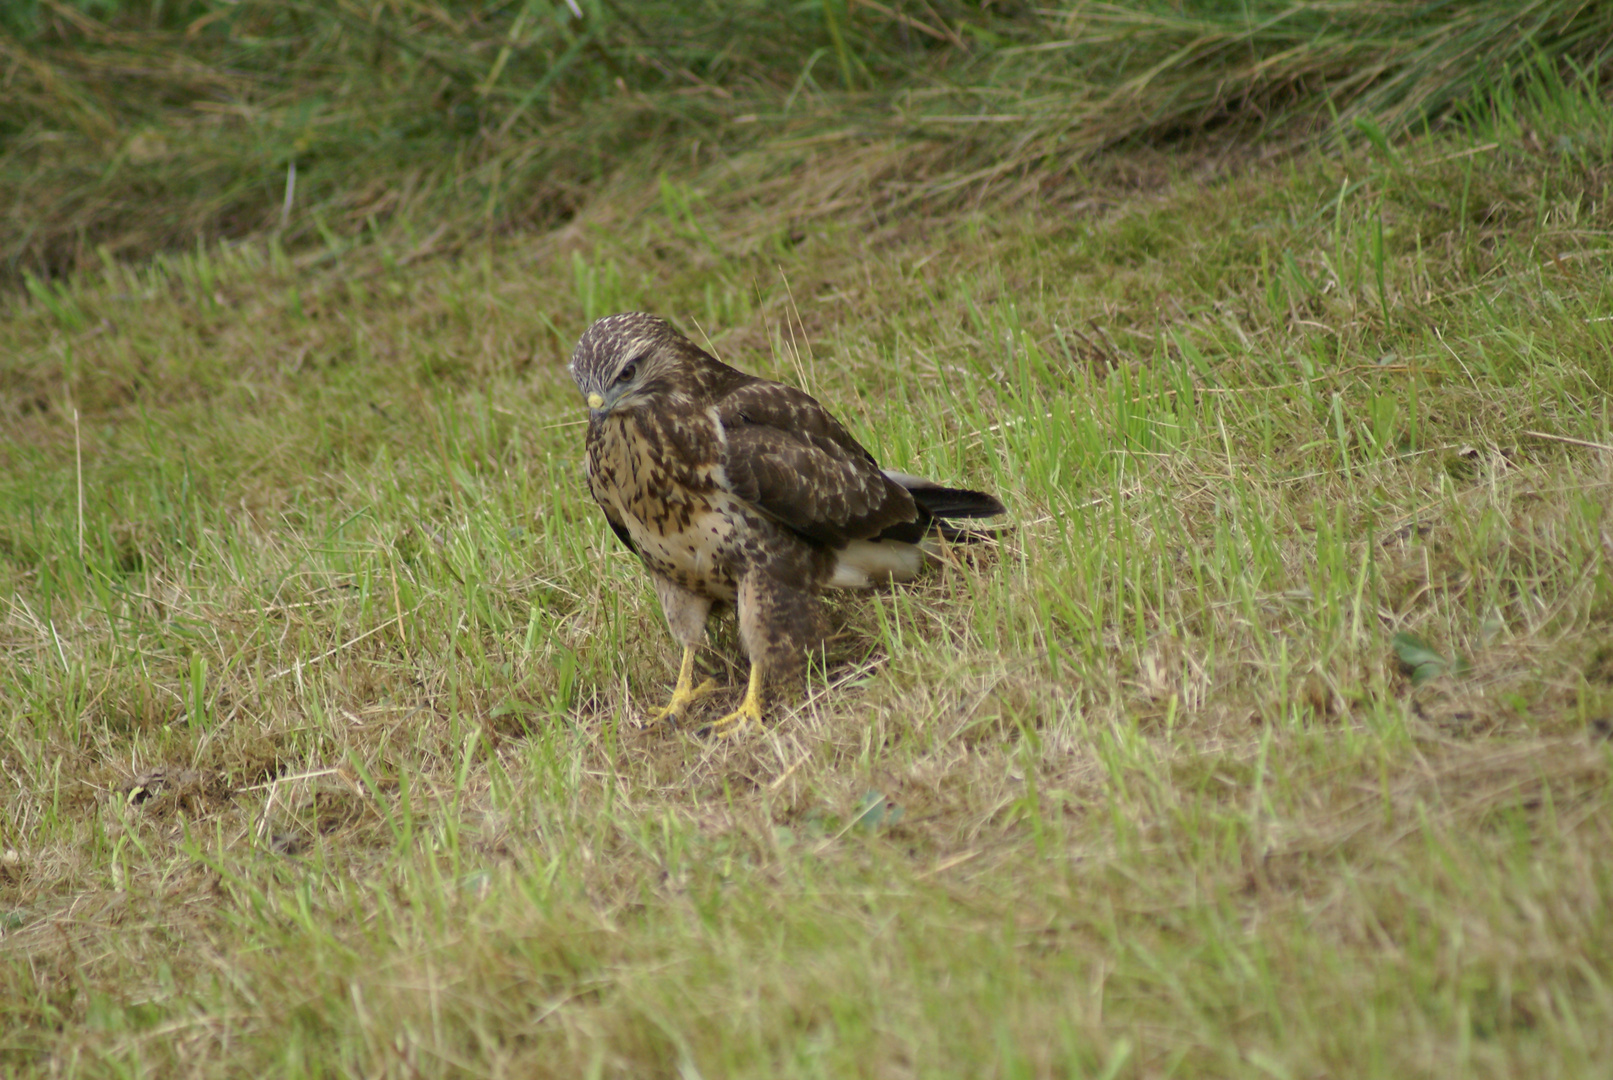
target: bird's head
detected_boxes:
[568,312,693,419]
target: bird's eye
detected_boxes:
[615,362,637,385]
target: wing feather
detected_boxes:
[717,381,921,546]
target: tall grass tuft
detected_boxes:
[3,0,1612,282]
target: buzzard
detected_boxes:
[569,312,1003,735]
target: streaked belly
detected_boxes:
[618,492,749,598]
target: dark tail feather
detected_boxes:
[882,470,1004,544]
[885,471,1005,521]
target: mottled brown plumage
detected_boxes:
[569,312,1003,734]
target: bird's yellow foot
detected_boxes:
[702,663,766,739]
[648,677,718,724]
[704,695,764,739]
[646,646,716,727]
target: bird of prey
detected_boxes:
[569,312,1003,735]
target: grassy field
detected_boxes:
[6,4,1613,1077]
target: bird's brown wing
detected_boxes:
[716,380,922,546]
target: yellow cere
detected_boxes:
[587,393,604,409]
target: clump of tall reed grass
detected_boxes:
[4,0,1611,282]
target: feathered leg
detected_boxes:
[708,571,824,738]
[648,575,717,725]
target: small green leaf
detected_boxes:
[852,790,904,832]
[1392,631,1469,685]
[1392,631,1440,669]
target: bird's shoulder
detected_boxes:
[707,373,916,546]
[713,375,875,464]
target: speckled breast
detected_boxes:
[586,407,756,599]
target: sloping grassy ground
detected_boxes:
[9,0,1613,282]
[6,13,1613,1080]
